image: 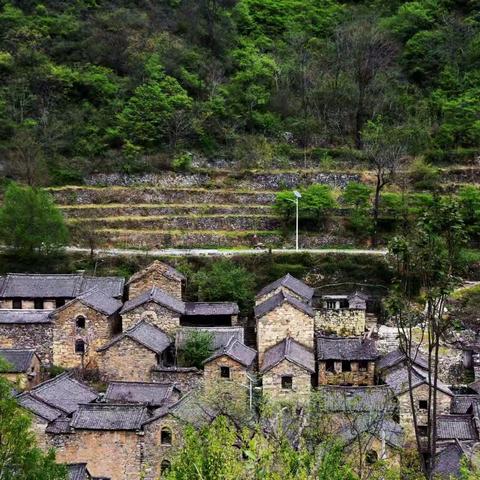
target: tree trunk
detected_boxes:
[372,175,381,247]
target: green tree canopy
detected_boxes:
[192,259,256,315]
[0,360,67,479]
[179,330,214,369]
[0,183,69,259]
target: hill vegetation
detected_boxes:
[0,0,479,183]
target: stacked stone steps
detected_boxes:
[68,214,282,231]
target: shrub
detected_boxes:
[179,330,214,369]
[172,152,193,172]
[409,157,440,190]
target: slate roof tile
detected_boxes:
[176,327,244,350]
[316,336,378,361]
[377,347,428,370]
[29,372,98,415]
[71,403,148,431]
[120,287,185,315]
[97,320,171,354]
[66,463,90,480]
[254,291,314,318]
[184,302,239,316]
[260,337,315,373]
[0,348,36,372]
[437,415,478,441]
[105,382,178,407]
[0,309,53,324]
[16,392,64,422]
[385,366,453,397]
[434,441,471,478]
[451,395,480,414]
[256,274,314,301]
[204,337,256,368]
[126,260,185,286]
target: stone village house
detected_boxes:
[0,348,42,390]
[4,264,479,478]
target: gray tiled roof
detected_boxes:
[0,348,36,372]
[261,337,315,373]
[184,302,239,316]
[384,366,453,397]
[105,382,177,407]
[169,390,215,428]
[437,415,478,441]
[316,336,378,361]
[98,320,171,354]
[256,274,314,301]
[71,403,148,431]
[126,260,185,285]
[204,337,256,368]
[254,291,315,318]
[339,417,403,449]
[16,392,63,422]
[120,287,185,315]
[29,372,98,414]
[176,327,244,350]
[46,415,72,434]
[434,441,470,478]
[377,347,428,370]
[71,289,122,316]
[0,309,53,324]
[317,385,396,413]
[0,273,124,299]
[451,395,480,414]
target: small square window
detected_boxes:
[342,361,352,372]
[75,339,85,354]
[34,298,44,309]
[281,376,293,390]
[55,299,65,308]
[325,360,335,373]
[418,400,428,410]
[358,361,369,371]
[161,428,172,445]
[220,366,230,379]
[418,426,428,437]
[76,316,86,329]
[12,299,22,309]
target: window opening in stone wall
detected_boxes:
[220,366,230,378]
[366,450,378,465]
[342,361,351,372]
[325,300,337,309]
[418,425,428,436]
[56,298,66,308]
[34,298,44,309]
[358,361,369,371]
[281,376,293,389]
[161,428,172,445]
[418,400,428,410]
[12,299,22,309]
[76,316,86,329]
[325,360,335,372]
[75,339,85,354]
[160,460,171,475]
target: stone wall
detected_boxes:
[151,367,203,392]
[203,355,250,388]
[128,268,182,300]
[52,303,117,369]
[0,323,53,365]
[142,415,183,480]
[398,384,452,444]
[49,430,142,480]
[0,299,56,309]
[257,303,314,364]
[262,360,312,401]
[98,336,157,382]
[122,302,180,336]
[315,309,366,336]
[318,360,375,386]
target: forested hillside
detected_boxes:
[0,0,479,183]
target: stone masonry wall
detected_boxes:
[52,303,116,369]
[315,309,366,336]
[49,430,142,480]
[150,367,203,392]
[0,323,53,365]
[262,360,312,401]
[98,336,157,382]
[318,361,375,386]
[0,299,56,309]
[142,415,183,480]
[257,303,314,364]
[122,302,180,336]
[398,384,452,444]
[128,267,183,300]
[203,355,250,388]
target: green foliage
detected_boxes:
[0,363,67,479]
[459,186,480,241]
[0,183,69,259]
[342,182,372,209]
[172,152,193,172]
[179,330,214,369]
[275,184,336,228]
[409,158,440,191]
[192,259,256,315]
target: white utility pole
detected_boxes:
[293,190,302,251]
